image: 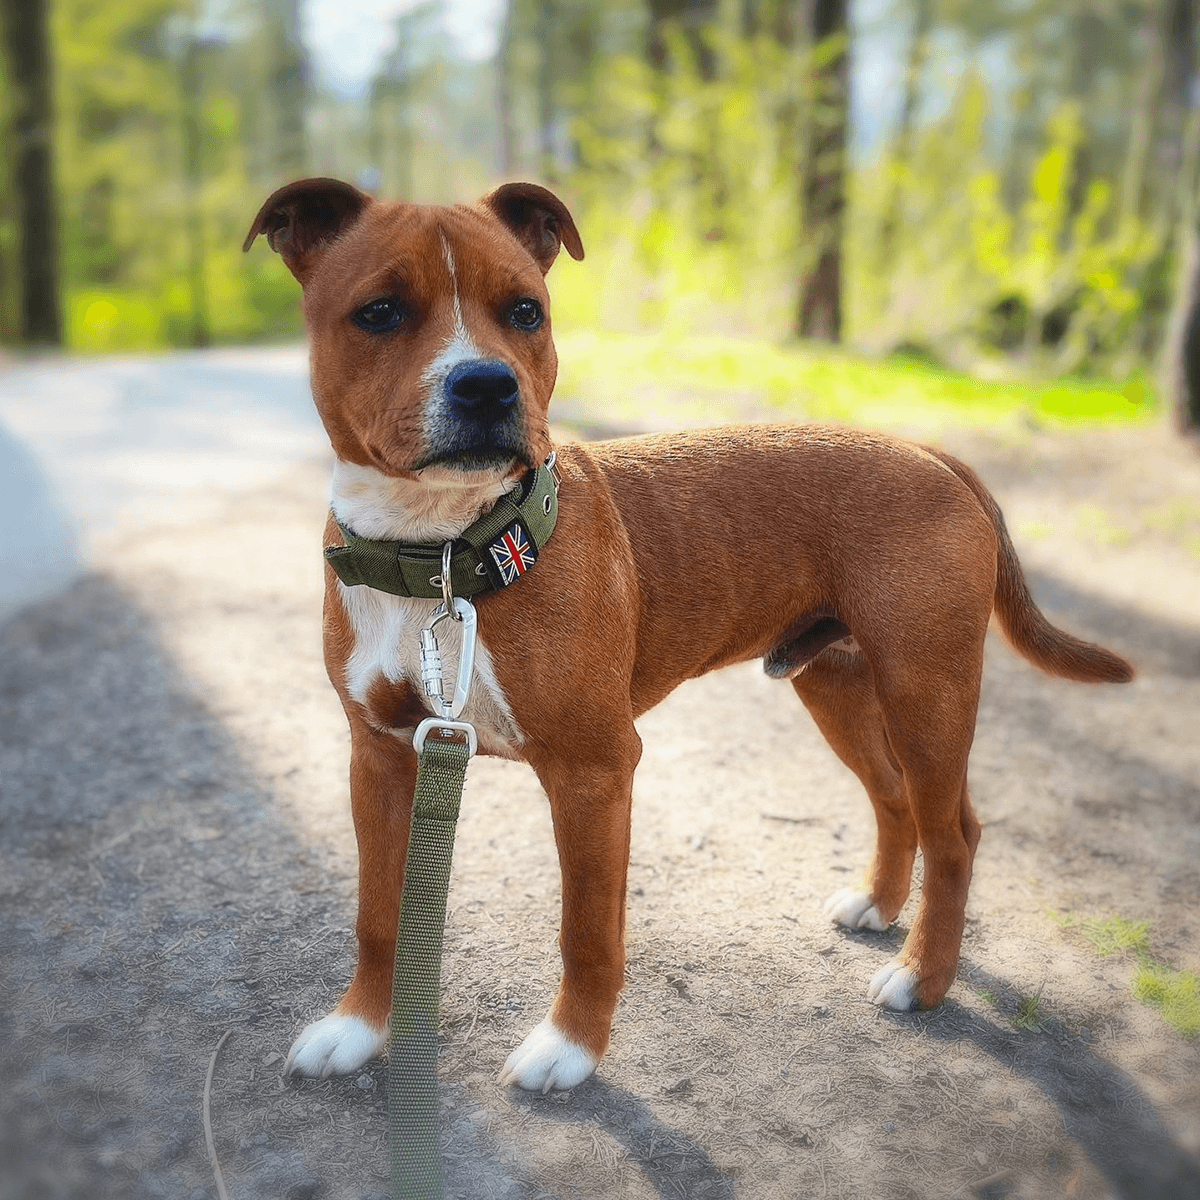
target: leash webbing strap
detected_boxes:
[387,734,471,1200]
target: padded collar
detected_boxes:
[323,457,559,598]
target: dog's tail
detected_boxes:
[928,448,1134,684]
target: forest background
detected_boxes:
[2,0,1199,432]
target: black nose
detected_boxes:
[445,359,519,420]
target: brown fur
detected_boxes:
[247,181,1133,1076]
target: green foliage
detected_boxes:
[559,22,803,339]
[849,84,1174,373]
[21,0,307,351]
[0,0,1188,380]
[554,329,1156,433]
[558,20,1179,383]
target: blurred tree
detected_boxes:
[796,0,849,341]
[0,0,1184,373]
[1166,225,1200,434]
[0,46,11,342]
[262,0,308,180]
[1,0,61,345]
[495,0,611,181]
[367,4,451,198]
[1160,0,1200,433]
[536,1,558,180]
[646,0,718,161]
[1117,3,1164,227]
[179,30,215,348]
[497,0,516,174]
[878,0,933,269]
[1159,0,1198,228]
[647,0,717,77]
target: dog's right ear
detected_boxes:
[243,178,372,282]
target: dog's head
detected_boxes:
[244,178,583,488]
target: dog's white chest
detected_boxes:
[338,582,523,756]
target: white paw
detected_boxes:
[824,887,889,932]
[867,961,920,1011]
[284,1012,387,1078]
[497,1018,597,1094]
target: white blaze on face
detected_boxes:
[420,233,485,425]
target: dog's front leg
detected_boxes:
[286,717,416,1077]
[501,736,640,1092]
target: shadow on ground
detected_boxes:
[1026,566,1200,680]
[880,970,1200,1200]
[1,507,1197,1198]
[0,576,371,1198]
[0,574,726,1199]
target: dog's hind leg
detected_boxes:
[866,648,986,1011]
[791,654,917,933]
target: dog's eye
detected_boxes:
[352,297,407,333]
[509,297,543,331]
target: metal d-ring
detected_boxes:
[440,541,460,619]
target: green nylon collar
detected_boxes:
[324,457,559,599]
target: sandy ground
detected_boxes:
[1,347,1198,1200]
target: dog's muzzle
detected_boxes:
[425,358,526,470]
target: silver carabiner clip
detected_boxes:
[419,596,477,720]
[414,595,478,757]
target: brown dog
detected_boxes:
[244,178,1133,1092]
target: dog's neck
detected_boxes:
[330,459,516,544]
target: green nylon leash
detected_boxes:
[387,733,471,1200]
[388,589,480,1200]
[339,463,562,1196]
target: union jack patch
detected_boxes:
[488,522,537,585]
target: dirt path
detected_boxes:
[2,355,1198,1199]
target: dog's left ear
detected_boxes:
[243,177,372,283]
[482,182,585,274]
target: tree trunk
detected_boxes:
[1159,0,1200,435]
[496,0,516,175]
[1158,0,1198,229]
[0,0,61,346]
[796,0,850,342]
[877,0,933,269]
[1163,221,1200,435]
[1117,9,1164,227]
[180,37,211,348]
[265,0,307,179]
[1061,7,1105,234]
[647,0,718,78]
[535,2,556,181]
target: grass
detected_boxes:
[1133,963,1200,1038]
[554,328,1158,434]
[1013,987,1045,1032]
[1050,910,1200,1038]
[1078,914,1151,956]
[974,983,1045,1032]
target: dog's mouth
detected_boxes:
[411,415,534,478]
[410,440,532,477]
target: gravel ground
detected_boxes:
[1,348,1198,1200]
